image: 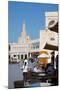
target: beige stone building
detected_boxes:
[9,21,40,62]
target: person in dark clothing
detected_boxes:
[50,54,58,86]
[51,51,55,67]
[56,55,58,70]
[55,55,58,85]
[45,63,54,75]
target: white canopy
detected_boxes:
[37,54,49,58]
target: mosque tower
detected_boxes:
[18,20,30,44]
[21,20,27,38]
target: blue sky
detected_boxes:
[8,1,58,43]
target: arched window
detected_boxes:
[9,45,11,51]
[21,55,23,59]
[25,54,27,59]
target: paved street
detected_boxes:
[8,60,36,88]
[8,61,23,89]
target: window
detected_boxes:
[36,45,39,49]
[32,42,39,50]
[25,54,27,59]
[18,55,20,59]
[50,37,55,40]
[9,55,10,59]
[21,55,23,59]
[9,45,11,51]
[14,55,16,57]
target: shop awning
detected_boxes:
[44,43,58,51]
